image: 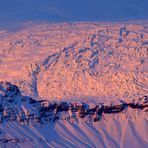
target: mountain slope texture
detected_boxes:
[0,21,148,147]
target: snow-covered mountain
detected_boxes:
[0,21,148,147]
[0,81,148,147]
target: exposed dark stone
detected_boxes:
[0,82,147,124]
[0,82,21,97]
[57,102,69,112]
[128,103,144,109]
[94,117,100,122]
[103,104,125,114]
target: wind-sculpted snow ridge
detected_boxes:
[0,82,148,147]
[0,82,147,124]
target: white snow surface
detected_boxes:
[0,21,148,147]
[0,21,148,100]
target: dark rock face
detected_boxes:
[103,104,125,114]
[37,98,148,123]
[0,97,147,124]
[0,82,21,97]
[129,96,148,109]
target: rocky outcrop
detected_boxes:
[0,82,147,124]
[0,82,21,98]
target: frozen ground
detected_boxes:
[0,21,148,147]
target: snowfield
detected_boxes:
[0,21,148,147]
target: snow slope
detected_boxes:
[0,21,148,147]
[0,82,147,147]
[0,22,147,100]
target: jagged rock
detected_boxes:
[56,102,69,112]
[0,82,21,97]
[0,82,147,124]
[103,104,125,114]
